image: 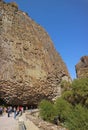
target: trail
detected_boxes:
[0,111,40,130]
[0,113,19,130]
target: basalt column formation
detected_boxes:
[0,1,71,105]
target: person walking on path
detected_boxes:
[13,107,16,119]
[7,107,10,117]
[0,106,3,116]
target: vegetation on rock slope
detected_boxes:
[39,78,88,130]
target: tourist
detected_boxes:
[19,106,22,116]
[7,107,10,117]
[0,106,3,116]
[15,106,19,117]
[13,107,16,119]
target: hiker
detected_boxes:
[16,106,20,117]
[0,106,3,116]
[13,107,16,119]
[7,107,10,117]
[19,106,22,116]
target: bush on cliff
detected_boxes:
[39,78,88,130]
[39,99,55,122]
[62,78,88,107]
[54,98,72,122]
[61,80,72,92]
[65,104,88,130]
[39,99,88,130]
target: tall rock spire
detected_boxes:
[75,56,88,78]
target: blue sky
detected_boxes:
[5,0,88,79]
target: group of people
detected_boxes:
[0,106,24,119]
[15,106,24,118]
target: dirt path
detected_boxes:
[0,113,19,130]
[0,112,40,130]
[19,112,40,130]
[0,111,67,130]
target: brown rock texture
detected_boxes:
[75,56,88,78]
[0,1,71,106]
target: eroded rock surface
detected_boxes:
[0,1,71,105]
[75,56,88,78]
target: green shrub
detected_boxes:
[38,99,88,130]
[62,90,74,103]
[61,80,71,92]
[38,78,88,129]
[39,99,55,122]
[54,98,72,122]
[72,78,88,107]
[62,78,88,107]
[65,104,88,130]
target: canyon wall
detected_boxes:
[0,1,71,105]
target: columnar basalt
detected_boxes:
[0,1,71,105]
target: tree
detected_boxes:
[62,78,88,107]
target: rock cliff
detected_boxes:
[0,1,71,106]
[75,56,88,78]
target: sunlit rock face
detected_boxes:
[0,1,71,106]
[75,56,88,78]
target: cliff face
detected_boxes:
[0,1,71,105]
[75,56,88,78]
